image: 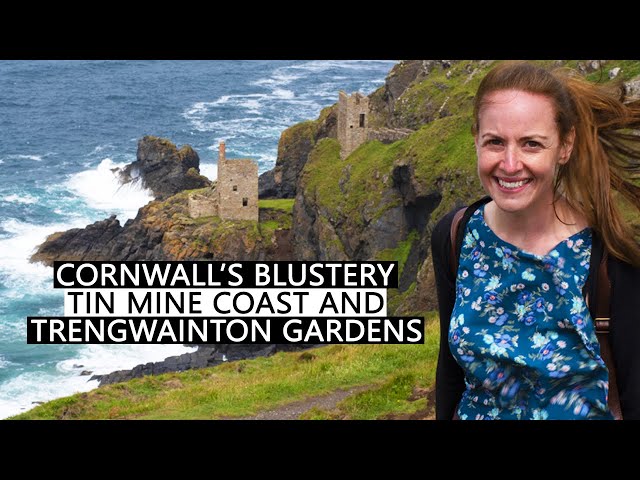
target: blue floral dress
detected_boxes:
[450,204,613,420]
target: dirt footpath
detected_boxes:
[233,385,435,420]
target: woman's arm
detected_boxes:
[431,209,466,420]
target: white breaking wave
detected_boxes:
[66,158,153,221]
[182,89,310,133]
[0,355,11,369]
[89,144,114,155]
[0,217,93,294]
[242,99,261,111]
[0,158,190,420]
[2,194,37,204]
[0,342,196,419]
[252,72,301,87]
[4,154,43,162]
[271,88,294,99]
[287,60,397,73]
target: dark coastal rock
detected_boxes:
[292,158,443,275]
[377,60,436,113]
[31,215,124,265]
[91,343,320,386]
[258,169,278,198]
[30,210,163,265]
[119,136,210,200]
[31,190,294,265]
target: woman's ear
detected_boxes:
[559,127,576,164]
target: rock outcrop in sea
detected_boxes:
[119,135,210,200]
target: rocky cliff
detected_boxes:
[32,190,293,265]
[274,59,640,314]
[120,136,210,199]
[32,137,293,266]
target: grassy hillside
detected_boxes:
[12,315,439,420]
[303,60,640,234]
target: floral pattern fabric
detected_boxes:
[450,204,612,420]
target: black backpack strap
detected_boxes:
[587,230,611,332]
[591,248,621,419]
[449,207,467,278]
[595,250,611,333]
[576,229,620,419]
[449,196,492,278]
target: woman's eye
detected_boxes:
[485,139,502,146]
[525,140,541,148]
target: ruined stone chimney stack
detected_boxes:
[219,141,226,162]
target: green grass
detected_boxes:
[259,198,295,213]
[300,372,427,420]
[258,216,292,243]
[300,137,405,230]
[391,60,482,127]
[11,314,440,420]
[300,138,344,210]
[584,60,640,83]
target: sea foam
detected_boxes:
[66,158,153,221]
[5,154,43,161]
[0,218,92,293]
[2,194,37,204]
[0,342,196,419]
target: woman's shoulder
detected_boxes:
[431,197,492,259]
[432,207,459,237]
[432,197,492,239]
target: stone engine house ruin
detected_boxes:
[337,91,369,159]
[188,142,258,221]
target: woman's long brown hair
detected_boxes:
[472,61,640,267]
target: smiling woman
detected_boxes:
[431,61,640,420]
[475,89,582,256]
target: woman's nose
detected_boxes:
[502,146,522,174]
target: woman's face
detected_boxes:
[475,89,574,216]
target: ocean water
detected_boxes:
[0,59,396,418]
